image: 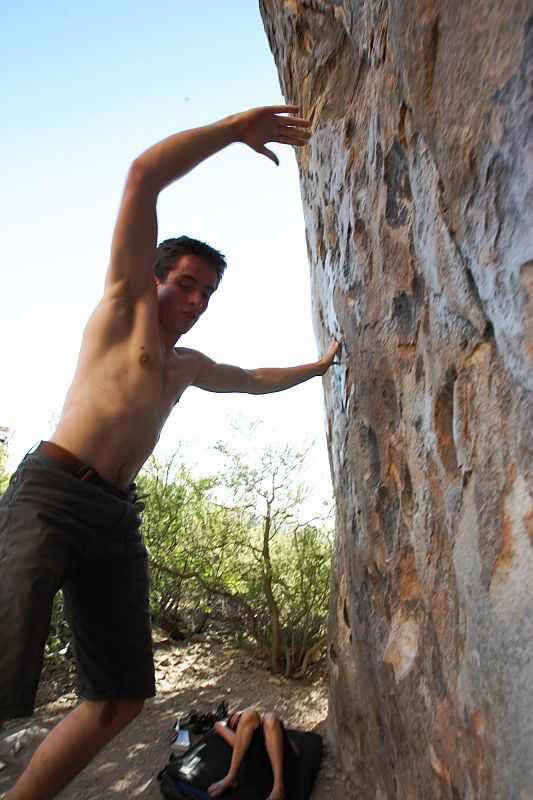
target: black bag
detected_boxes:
[178,700,228,736]
[157,727,323,800]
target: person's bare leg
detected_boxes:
[262,713,285,800]
[5,698,144,800]
[208,709,261,798]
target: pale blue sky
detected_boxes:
[0,1,331,500]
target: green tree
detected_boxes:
[214,438,332,676]
[142,434,333,677]
[139,451,234,637]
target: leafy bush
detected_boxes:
[142,438,333,677]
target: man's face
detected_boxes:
[156,255,218,335]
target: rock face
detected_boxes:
[260,2,532,798]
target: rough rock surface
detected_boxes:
[260,2,532,798]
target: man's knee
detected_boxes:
[262,712,281,732]
[83,698,145,730]
[240,709,261,728]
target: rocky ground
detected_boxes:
[0,630,355,799]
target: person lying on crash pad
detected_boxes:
[208,708,299,800]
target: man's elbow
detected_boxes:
[125,157,158,194]
[246,369,268,395]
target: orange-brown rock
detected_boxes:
[260,2,532,797]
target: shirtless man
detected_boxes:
[0,105,338,800]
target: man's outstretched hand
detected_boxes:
[231,105,311,165]
[317,339,342,375]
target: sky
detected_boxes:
[0,1,332,504]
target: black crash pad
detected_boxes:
[158,728,323,800]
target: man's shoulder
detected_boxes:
[172,347,216,379]
[173,346,212,364]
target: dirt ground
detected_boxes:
[0,630,355,799]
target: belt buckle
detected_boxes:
[77,466,97,482]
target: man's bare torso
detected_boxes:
[47,106,321,491]
[51,286,198,489]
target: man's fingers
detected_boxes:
[278,117,310,128]
[278,128,311,139]
[276,135,310,147]
[276,127,311,146]
[270,104,300,114]
[256,145,279,166]
[327,339,341,360]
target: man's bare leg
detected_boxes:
[5,698,143,800]
[208,709,261,797]
[262,713,285,800]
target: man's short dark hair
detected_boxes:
[153,236,227,287]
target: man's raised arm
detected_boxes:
[106,106,311,301]
[191,340,341,394]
